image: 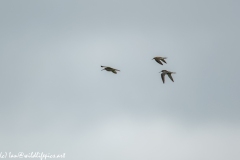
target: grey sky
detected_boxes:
[0,0,240,160]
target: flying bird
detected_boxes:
[152,57,167,65]
[160,70,176,83]
[101,66,120,74]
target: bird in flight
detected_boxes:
[152,57,167,65]
[101,66,120,74]
[160,70,176,83]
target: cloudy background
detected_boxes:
[0,0,240,159]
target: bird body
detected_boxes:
[101,66,120,74]
[153,57,167,65]
[160,70,176,83]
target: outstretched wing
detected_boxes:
[160,59,167,63]
[155,59,163,65]
[161,73,165,83]
[167,73,174,82]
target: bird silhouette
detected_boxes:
[101,66,120,74]
[152,57,167,65]
[160,70,176,83]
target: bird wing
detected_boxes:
[160,59,167,63]
[161,73,165,83]
[101,66,108,68]
[110,67,120,71]
[112,70,117,74]
[155,59,163,65]
[167,73,174,82]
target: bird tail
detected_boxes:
[172,72,176,74]
[162,57,167,59]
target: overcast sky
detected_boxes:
[0,0,240,160]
